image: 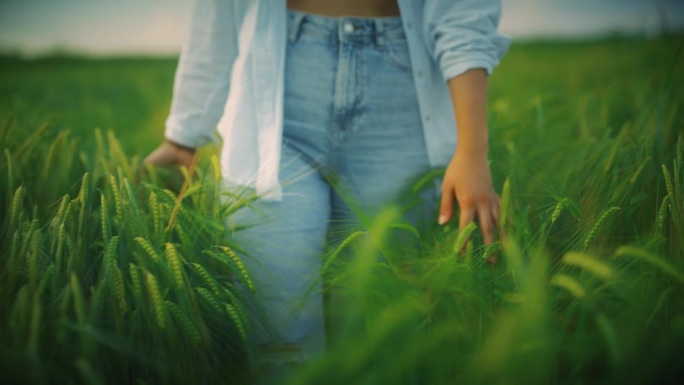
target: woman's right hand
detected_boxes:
[143,139,196,169]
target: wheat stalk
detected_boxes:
[70,273,87,325]
[26,301,42,358]
[27,229,41,293]
[36,264,55,300]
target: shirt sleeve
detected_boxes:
[423,0,511,81]
[164,0,243,148]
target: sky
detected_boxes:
[0,0,683,57]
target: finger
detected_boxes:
[478,205,495,247]
[458,206,475,231]
[439,186,454,225]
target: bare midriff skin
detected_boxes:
[287,0,399,17]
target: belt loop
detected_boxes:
[288,12,305,44]
[374,19,385,49]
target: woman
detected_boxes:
[145,0,510,372]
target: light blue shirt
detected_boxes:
[165,0,510,200]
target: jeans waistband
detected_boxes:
[287,10,405,47]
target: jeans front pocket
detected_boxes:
[385,42,413,72]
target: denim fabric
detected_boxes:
[230,11,435,362]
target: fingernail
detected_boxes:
[438,215,448,225]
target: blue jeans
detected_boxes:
[229,11,435,362]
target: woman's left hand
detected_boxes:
[438,148,500,252]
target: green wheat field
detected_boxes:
[1,36,683,384]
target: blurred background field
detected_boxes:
[1,22,683,385]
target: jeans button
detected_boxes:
[343,23,354,33]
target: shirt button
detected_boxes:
[344,23,354,33]
[406,22,412,29]
[425,115,431,122]
[417,70,423,77]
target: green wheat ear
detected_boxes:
[100,193,110,242]
[195,287,223,314]
[149,191,160,240]
[134,237,161,263]
[629,156,651,185]
[562,252,614,280]
[662,164,674,198]
[226,303,247,342]
[453,222,477,254]
[55,223,65,275]
[583,207,621,249]
[614,246,684,283]
[482,241,501,262]
[164,243,185,289]
[166,301,201,345]
[128,264,143,305]
[550,199,565,224]
[112,266,128,314]
[144,271,166,329]
[323,231,365,272]
[9,184,24,229]
[109,175,122,222]
[656,195,669,232]
[220,245,255,291]
[50,194,70,231]
[192,263,220,294]
[550,273,586,299]
[603,130,623,173]
[77,172,90,231]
